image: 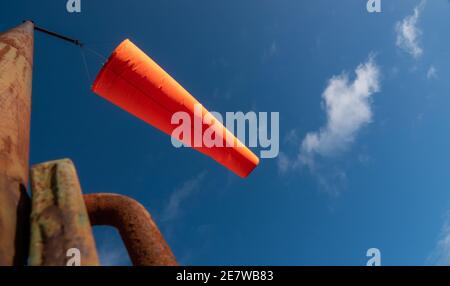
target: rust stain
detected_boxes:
[0,21,34,266]
[0,21,33,183]
[0,136,12,154]
[29,159,100,266]
[0,176,30,266]
[84,193,178,266]
[0,45,11,60]
[0,22,34,66]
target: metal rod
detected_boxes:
[23,20,83,47]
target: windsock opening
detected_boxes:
[92,39,259,178]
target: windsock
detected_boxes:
[92,39,259,178]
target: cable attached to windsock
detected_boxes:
[23,20,84,47]
[23,21,104,83]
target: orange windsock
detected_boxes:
[92,39,259,178]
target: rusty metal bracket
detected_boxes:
[84,193,178,266]
[29,159,100,266]
[28,159,177,266]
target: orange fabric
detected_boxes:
[92,39,259,178]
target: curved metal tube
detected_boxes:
[84,193,177,266]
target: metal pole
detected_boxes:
[0,21,34,266]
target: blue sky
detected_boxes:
[2,0,450,266]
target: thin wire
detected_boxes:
[80,48,92,83]
[84,45,108,61]
[83,40,120,46]
[79,44,110,88]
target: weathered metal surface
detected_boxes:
[84,193,178,266]
[29,159,100,266]
[0,21,34,266]
[0,177,30,266]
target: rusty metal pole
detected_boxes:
[0,21,34,266]
[84,193,178,266]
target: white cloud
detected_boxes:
[277,57,380,195]
[427,66,437,79]
[395,1,426,59]
[299,57,380,167]
[162,171,207,221]
[268,41,278,57]
[277,152,291,174]
[284,129,300,145]
[429,214,450,265]
[263,41,278,60]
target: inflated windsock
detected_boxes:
[92,39,259,178]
